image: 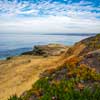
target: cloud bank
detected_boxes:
[0,0,100,34]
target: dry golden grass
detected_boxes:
[0,54,66,100]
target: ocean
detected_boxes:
[0,34,94,59]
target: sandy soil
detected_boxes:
[0,55,66,100]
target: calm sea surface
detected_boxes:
[0,34,92,59]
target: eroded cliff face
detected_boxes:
[66,34,100,72]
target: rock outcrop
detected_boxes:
[22,44,69,56]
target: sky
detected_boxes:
[0,0,100,34]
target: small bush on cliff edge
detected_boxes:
[8,95,22,100]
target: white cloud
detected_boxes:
[0,0,100,34]
[0,16,100,34]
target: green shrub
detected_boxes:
[8,95,22,100]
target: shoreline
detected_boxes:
[0,47,32,60]
[0,43,70,61]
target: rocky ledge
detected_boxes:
[22,44,69,56]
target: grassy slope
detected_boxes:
[9,58,100,100]
[0,55,67,100]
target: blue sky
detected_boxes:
[0,0,100,34]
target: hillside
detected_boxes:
[8,58,100,100]
[8,34,100,100]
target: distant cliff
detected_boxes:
[22,44,69,56]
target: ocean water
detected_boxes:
[0,34,92,59]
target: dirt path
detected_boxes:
[0,55,66,100]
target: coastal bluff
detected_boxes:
[8,34,100,100]
[0,34,100,100]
